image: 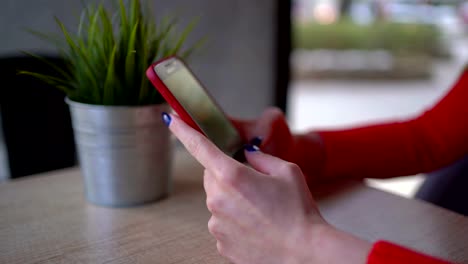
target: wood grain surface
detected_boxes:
[1,150,467,264]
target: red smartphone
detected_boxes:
[146,56,244,158]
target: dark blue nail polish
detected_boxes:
[249,136,263,147]
[162,112,171,126]
[244,144,260,152]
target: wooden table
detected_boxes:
[1,150,467,264]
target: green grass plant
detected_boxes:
[20,0,204,105]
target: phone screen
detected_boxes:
[154,58,243,157]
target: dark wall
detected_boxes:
[0,56,76,178]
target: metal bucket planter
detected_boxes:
[66,99,172,207]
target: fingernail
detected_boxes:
[249,136,263,146]
[244,144,260,152]
[162,112,171,126]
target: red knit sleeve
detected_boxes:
[317,68,468,179]
[368,241,454,264]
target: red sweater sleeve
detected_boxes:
[368,241,454,264]
[317,69,468,179]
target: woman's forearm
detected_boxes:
[296,69,468,181]
[303,225,452,264]
[292,132,327,183]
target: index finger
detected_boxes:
[163,113,236,173]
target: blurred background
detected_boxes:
[289,0,468,197]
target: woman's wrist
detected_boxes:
[304,224,372,264]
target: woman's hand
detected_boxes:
[230,107,296,162]
[164,113,371,264]
[231,107,327,185]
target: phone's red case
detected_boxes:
[146,56,205,135]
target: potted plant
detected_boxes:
[20,0,203,207]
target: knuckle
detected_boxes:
[216,241,226,257]
[265,107,284,118]
[264,108,285,124]
[280,162,301,176]
[206,197,224,214]
[208,217,222,238]
[219,165,244,188]
[217,242,235,263]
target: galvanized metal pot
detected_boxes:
[66,98,172,207]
